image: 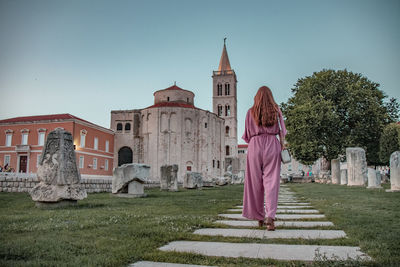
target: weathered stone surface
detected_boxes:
[340,169,348,185]
[367,168,382,189]
[346,147,367,186]
[160,165,178,191]
[215,177,229,186]
[30,129,87,203]
[387,151,400,192]
[112,163,149,194]
[331,159,340,184]
[183,172,203,189]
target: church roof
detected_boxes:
[218,43,232,71]
[153,84,195,96]
[0,113,91,124]
[145,102,195,109]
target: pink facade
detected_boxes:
[0,114,114,176]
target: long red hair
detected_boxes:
[251,86,278,127]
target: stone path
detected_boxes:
[132,185,370,265]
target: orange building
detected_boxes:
[0,114,114,177]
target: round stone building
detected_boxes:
[111,85,225,182]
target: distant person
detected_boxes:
[241,86,287,231]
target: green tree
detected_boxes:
[379,123,400,165]
[281,69,392,166]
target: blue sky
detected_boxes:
[0,0,399,143]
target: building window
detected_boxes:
[37,154,41,167]
[80,134,86,148]
[205,123,208,128]
[213,160,215,168]
[187,98,189,103]
[5,134,12,147]
[105,159,109,171]
[187,166,191,171]
[94,137,98,150]
[117,123,123,131]
[225,105,231,116]
[225,126,230,136]
[217,160,220,169]
[167,97,170,101]
[4,155,10,166]
[226,146,230,156]
[239,150,245,154]
[21,133,28,145]
[93,158,97,170]
[217,105,223,116]
[79,156,84,169]
[225,83,230,95]
[105,140,109,152]
[125,123,131,132]
[217,84,222,96]
[38,132,45,146]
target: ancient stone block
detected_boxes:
[160,165,178,191]
[346,147,367,186]
[387,151,400,192]
[30,129,87,205]
[340,169,348,185]
[183,172,203,189]
[112,163,149,195]
[367,168,382,189]
[331,159,340,184]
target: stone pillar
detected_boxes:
[340,169,348,185]
[367,168,382,189]
[331,159,340,184]
[183,172,203,189]
[387,151,400,192]
[112,163,149,197]
[160,164,178,191]
[346,147,367,186]
[30,129,87,207]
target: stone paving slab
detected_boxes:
[215,220,334,228]
[227,209,319,214]
[159,241,370,261]
[193,228,346,239]
[130,261,216,267]
[219,213,325,220]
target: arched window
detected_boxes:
[225,145,230,156]
[118,146,133,166]
[217,105,223,116]
[225,83,230,95]
[125,123,131,131]
[225,105,231,116]
[116,123,123,131]
[225,126,230,136]
[217,84,222,96]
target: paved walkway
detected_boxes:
[132,185,370,265]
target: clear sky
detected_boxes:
[0,0,399,144]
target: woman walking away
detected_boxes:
[242,86,287,231]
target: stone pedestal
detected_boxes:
[183,172,203,189]
[331,159,340,184]
[367,168,382,189]
[160,164,178,191]
[30,129,87,206]
[387,151,400,192]
[340,169,348,185]
[346,147,367,186]
[112,163,149,197]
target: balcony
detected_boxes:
[15,145,31,153]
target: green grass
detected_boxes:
[0,184,399,266]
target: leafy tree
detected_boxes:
[281,69,393,166]
[379,123,400,165]
[385,97,400,123]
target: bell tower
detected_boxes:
[212,39,238,170]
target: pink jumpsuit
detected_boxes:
[241,108,287,221]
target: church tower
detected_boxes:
[213,39,238,170]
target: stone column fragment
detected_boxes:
[387,151,400,192]
[340,169,348,185]
[367,168,382,189]
[346,147,367,186]
[331,159,340,184]
[112,163,149,197]
[183,172,203,189]
[160,164,178,191]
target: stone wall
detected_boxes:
[0,173,112,193]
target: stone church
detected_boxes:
[111,43,240,182]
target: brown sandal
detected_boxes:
[258,220,265,227]
[266,217,275,231]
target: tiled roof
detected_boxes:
[238,144,248,148]
[145,102,196,109]
[153,85,195,96]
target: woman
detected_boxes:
[242,86,287,231]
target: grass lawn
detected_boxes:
[0,183,399,266]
